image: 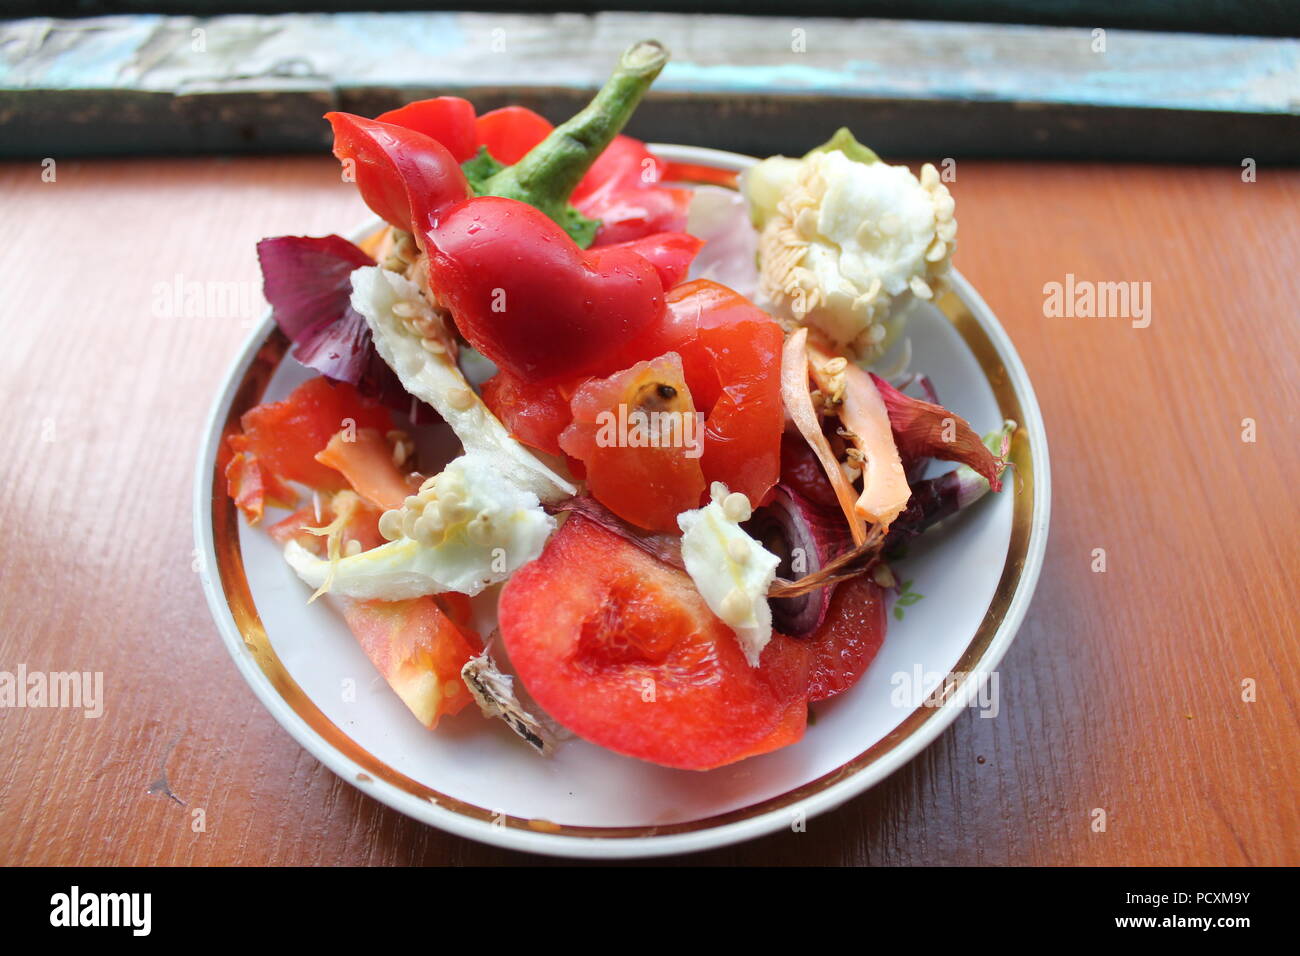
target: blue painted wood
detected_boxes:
[1,13,1297,160]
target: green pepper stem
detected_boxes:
[483,40,669,212]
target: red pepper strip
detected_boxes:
[324,112,471,236]
[571,136,692,245]
[580,186,693,247]
[422,196,666,385]
[572,135,663,200]
[375,96,478,162]
[379,99,553,166]
[868,373,1004,492]
[600,232,703,289]
[660,162,739,190]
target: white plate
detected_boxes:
[194,144,1051,858]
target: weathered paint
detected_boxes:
[4,13,1296,113]
[1,12,1296,160]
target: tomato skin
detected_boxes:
[314,427,413,512]
[224,378,393,522]
[499,514,811,770]
[481,369,572,457]
[629,280,785,506]
[558,352,706,533]
[805,576,887,702]
[268,499,386,556]
[224,451,297,525]
[693,309,784,505]
[343,596,482,728]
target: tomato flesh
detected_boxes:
[500,514,811,770]
[343,596,482,728]
[224,378,393,522]
[481,368,572,458]
[805,576,887,702]
[314,427,413,512]
[267,497,386,557]
[558,353,705,533]
[632,280,785,506]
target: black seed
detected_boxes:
[656,384,677,400]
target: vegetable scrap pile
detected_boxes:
[225,40,1016,771]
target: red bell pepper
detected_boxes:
[599,231,703,289]
[324,112,470,236]
[570,136,692,245]
[362,42,687,247]
[422,196,666,384]
[325,42,709,388]
[374,96,478,162]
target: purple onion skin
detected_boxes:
[903,454,931,486]
[257,235,437,423]
[744,485,851,637]
[894,374,939,483]
[884,473,964,552]
[885,423,1012,554]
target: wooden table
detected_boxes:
[1,156,1295,866]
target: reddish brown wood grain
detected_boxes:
[0,156,1296,866]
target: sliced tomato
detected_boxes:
[480,368,572,457]
[230,378,393,489]
[499,514,811,770]
[688,286,785,504]
[474,106,553,164]
[314,427,413,512]
[224,378,394,522]
[268,497,386,556]
[558,352,706,533]
[805,575,887,702]
[629,280,784,506]
[224,450,297,525]
[375,96,478,162]
[343,596,482,729]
